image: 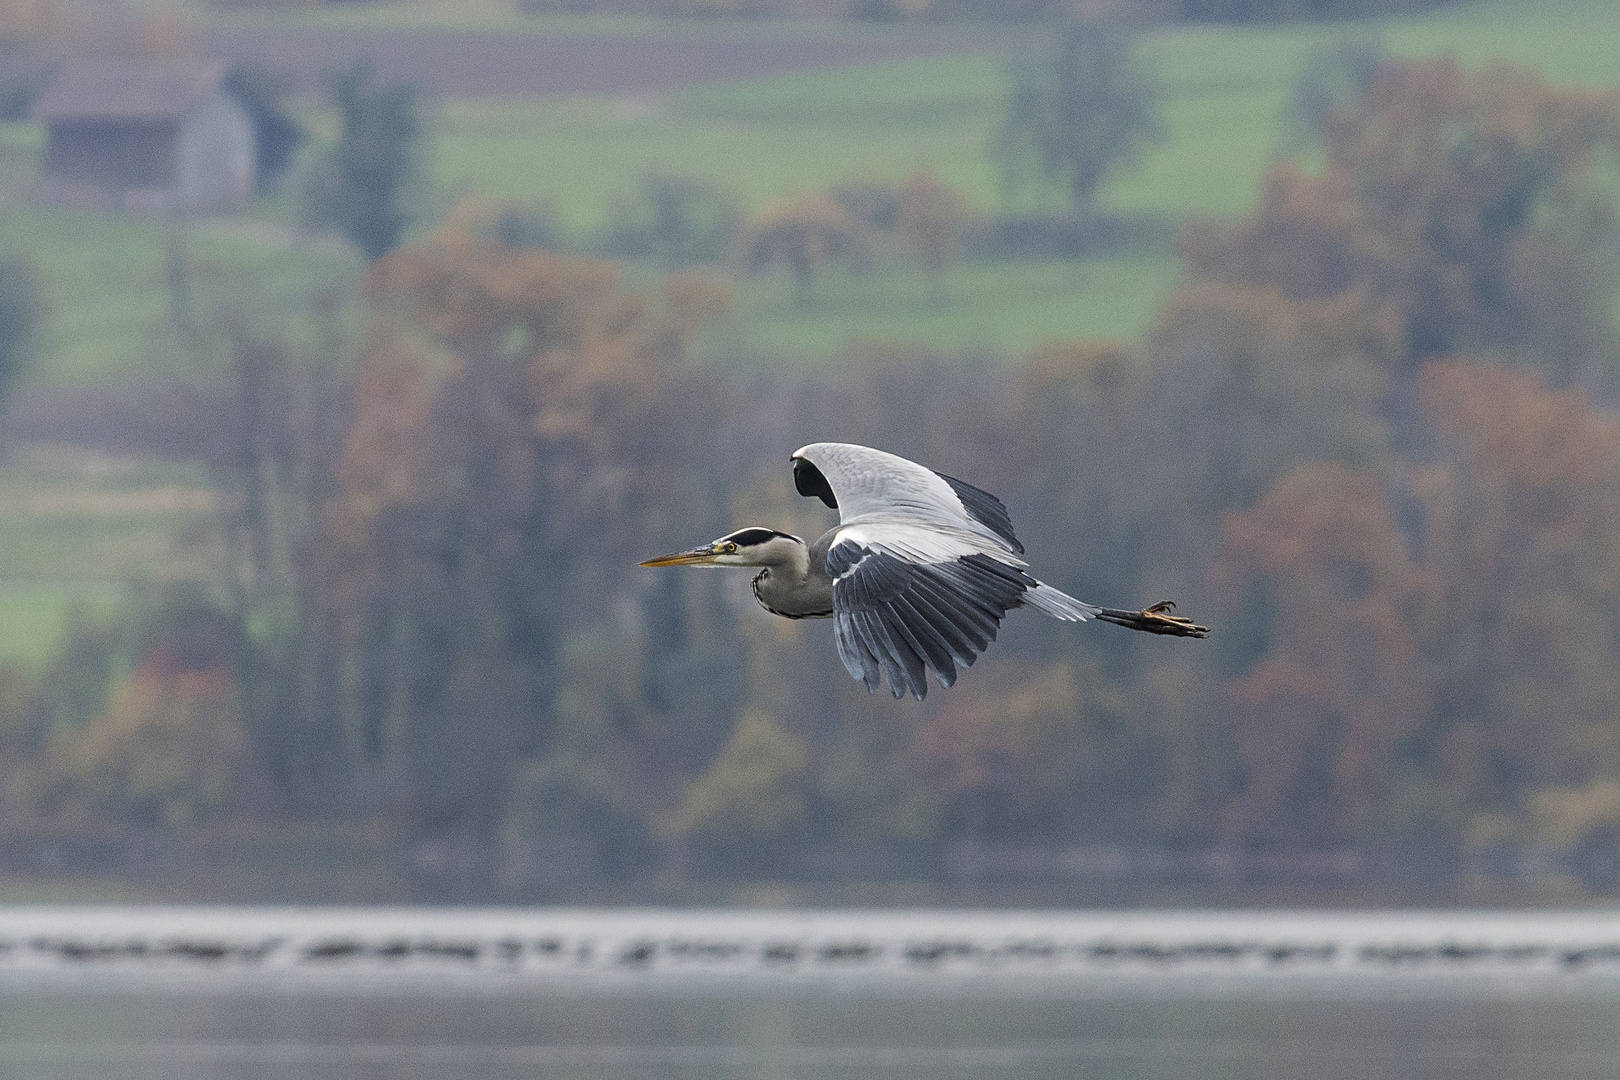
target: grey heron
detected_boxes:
[640,442,1206,700]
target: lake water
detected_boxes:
[1,907,1618,1079]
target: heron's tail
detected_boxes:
[1024,581,1103,622]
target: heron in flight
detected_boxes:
[640,442,1206,701]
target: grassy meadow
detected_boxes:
[1,0,1618,669]
[419,0,1620,358]
[0,447,216,674]
[703,253,1180,362]
[9,0,1620,384]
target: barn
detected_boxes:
[32,59,255,214]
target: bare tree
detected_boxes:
[999,11,1161,214]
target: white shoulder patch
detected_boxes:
[833,520,1026,569]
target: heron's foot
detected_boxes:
[1096,600,1208,638]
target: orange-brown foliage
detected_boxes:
[895,168,968,280]
[318,212,719,618]
[1417,358,1620,799]
[1212,463,1431,843]
[40,644,254,829]
[1182,57,1620,374]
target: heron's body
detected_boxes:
[641,442,1204,700]
[748,530,834,619]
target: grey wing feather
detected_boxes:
[827,542,1036,700]
[792,442,1021,555]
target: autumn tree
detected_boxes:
[1004,339,1144,640]
[1205,354,1620,852]
[919,659,1140,843]
[43,643,254,829]
[1048,282,1406,847]
[739,191,868,311]
[1416,359,1620,809]
[669,709,809,866]
[1183,58,1620,385]
[1210,463,1431,847]
[308,204,732,849]
[895,167,967,306]
[1123,282,1400,579]
[17,598,269,831]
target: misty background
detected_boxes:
[0,0,1617,909]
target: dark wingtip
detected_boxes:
[1095,601,1209,638]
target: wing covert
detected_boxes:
[792,442,1022,556]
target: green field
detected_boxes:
[433,0,1620,226]
[707,253,1182,363]
[0,448,217,674]
[429,50,1272,234]
[197,0,1620,87]
[277,0,1620,362]
[2,0,1619,669]
[0,586,123,676]
[6,0,1619,384]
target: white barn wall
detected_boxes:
[176,91,255,212]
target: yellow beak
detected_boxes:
[639,545,722,567]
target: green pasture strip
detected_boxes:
[4,209,175,386]
[703,253,1181,362]
[197,0,1618,68]
[0,451,216,581]
[1386,0,1620,85]
[427,0,1620,362]
[4,0,1616,392]
[0,450,218,671]
[0,200,360,388]
[432,51,1267,225]
[0,445,209,490]
[430,0,1620,232]
[0,585,123,676]
[0,513,212,584]
[432,70,1011,235]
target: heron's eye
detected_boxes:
[724,543,738,554]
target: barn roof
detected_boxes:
[33,59,228,122]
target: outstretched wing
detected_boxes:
[792,442,1023,555]
[793,444,1098,700]
[827,530,1040,700]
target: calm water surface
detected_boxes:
[2,987,1617,1080]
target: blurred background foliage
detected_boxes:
[2,0,1620,904]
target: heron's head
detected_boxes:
[640,528,805,568]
